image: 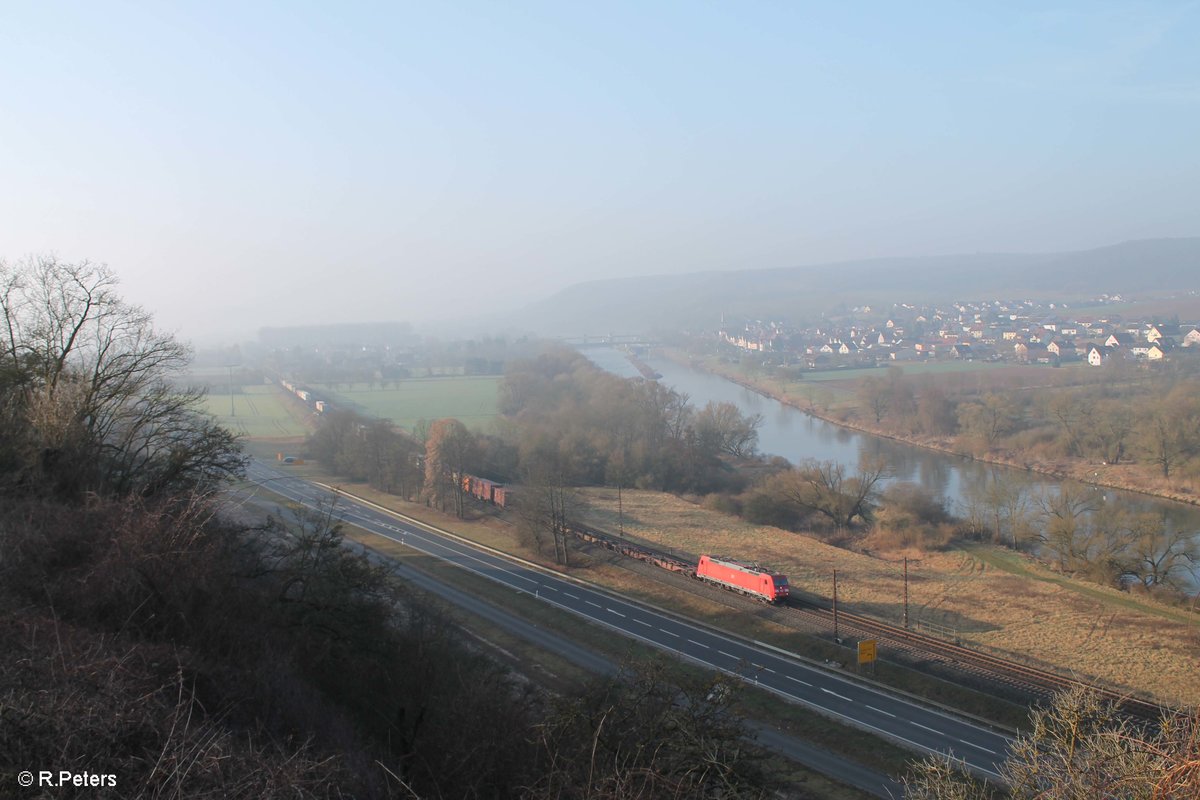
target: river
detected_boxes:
[584,346,1200,577]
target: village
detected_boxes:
[717,295,1200,369]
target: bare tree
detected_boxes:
[857,375,890,423]
[956,393,1021,449]
[1126,513,1198,589]
[775,456,889,530]
[1091,400,1133,465]
[904,687,1200,800]
[1045,392,1092,457]
[0,256,244,497]
[1035,481,1101,572]
[693,400,763,458]
[983,470,1032,548]
[531,658,775,799]
[517,462,580,566]
[1138,392,1198,479]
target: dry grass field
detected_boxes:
[577,488,1200,707]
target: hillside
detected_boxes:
[515,238,1200,336]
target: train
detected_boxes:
[461,474,511,508]
[279,379,327,414]
[696,555,790,603]
[569,523,789,604]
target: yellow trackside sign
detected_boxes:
[858,639,877,664]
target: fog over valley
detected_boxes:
[4,4,1200,799]
[3,4,1199,344]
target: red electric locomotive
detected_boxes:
[695,555,789,603]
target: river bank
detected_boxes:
[660,348,1200,510]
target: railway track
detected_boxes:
[779,597,1166,723]
[567,521,1170,724]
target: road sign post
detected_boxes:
[857,639,877,675]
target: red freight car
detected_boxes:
[491,485,509,508]
[695,555,789,603]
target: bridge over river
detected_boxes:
[559,334,659,348]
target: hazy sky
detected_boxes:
[2,2,1198,344]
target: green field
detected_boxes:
[201,384,311,439]
[321,377,501,432]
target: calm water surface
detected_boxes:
[584,347,1200,537]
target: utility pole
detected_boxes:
[832,568,839,642]
[903,557,909,629]
[225,364,237,416]
[618,482,624,536]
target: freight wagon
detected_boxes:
[458,473,511,509]
[695,555,789,603]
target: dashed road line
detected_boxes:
[633,619,652,627]
[866,705,897,718]
[911,721,943,735]
[687,639,710,649]
[585,600,602,608]
[785,675,812,687]
[563,592,579,600]
[607,608,626,617]
[821,688,853,702]
[960,739,998,755]
[660,629,680,637]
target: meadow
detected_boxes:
[200,384,311,439]
[320,377,501,432]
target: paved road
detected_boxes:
[245,462,1012,783]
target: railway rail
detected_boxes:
[565,520,1171,724]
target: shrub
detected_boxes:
[703,492,742,516]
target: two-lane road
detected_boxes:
[244,462,1013,780]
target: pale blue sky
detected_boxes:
[2,2,1197,343]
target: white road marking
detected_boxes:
[687,639,710,649]
[821,688,853,702]
[718,650,739,659]
[866,705,897,718]
[541,585,558,592]
[755,665,775,673]
[911,721,943,735]
[960,739,998,755]
[633,619,652,627]
[586,600,602,608]
[607,608,626,617]
[263,471,1013,784]
[563,592,579,600]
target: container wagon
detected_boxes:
[695,555,789,603]
[492,485,510,508]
